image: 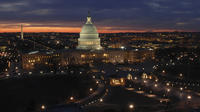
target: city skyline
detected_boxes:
[0,0,200,33]
[1,9,200,111]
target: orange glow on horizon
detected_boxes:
[0,26,190,33]
[0,27,82,33]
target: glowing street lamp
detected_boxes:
[166,83,170,86]
[100,98,103,102]
[143,80,147,83]
[92,76,96,79]
[187,95,192,100]
[134,77,137,80]
[167,88,170,92]
[29,72,32,75]
[121,46,125,49]
[89,88,93,92]
[41,105,46,110]
[70,96,74,101]
[162,70,166,73]
[129,104,134,111]
[40,71,43,74]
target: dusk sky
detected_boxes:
[0,0,200,32]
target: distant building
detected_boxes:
[0,39,9,52]
[21,50,154,70]
[110,78,125,86]
[77,12,102,50]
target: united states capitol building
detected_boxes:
[21,13,155,70]
[77,12,102,50]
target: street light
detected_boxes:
[41,105,46,110]
[40,71,43,74]
[29,72,32,75]
[6,74,10,77]
[129,104,134,111]
[121,46,125,49]
[167,88,170,92]
[70,96,74,101]
[166,83,170,86]
[187,95,192,100]
[92,76,95,79]
[134,77,137,80]
[162,70,166,73]
[100,98,103,102]
[89,88,93,92]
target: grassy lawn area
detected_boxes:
[0,74,96,112]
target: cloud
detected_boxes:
[0,0,199,32]
[194,18,200,21]
[147,2,161,8]
[176,22,187,26]
[37,0,53,4]
[181,1,192,6]
[0,1,28,12]
[172,11,192,14]
[24,9,53,15]
[145,1,168,9]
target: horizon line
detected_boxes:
[0,31,199,33]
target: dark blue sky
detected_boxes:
[0,0,200,32]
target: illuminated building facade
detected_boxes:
[22,53,60,70]
[77,12,102,50]
[21,50,154,70]
[110,78,125,86]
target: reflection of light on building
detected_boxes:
[103,53,108,57]
[136,91,144,94]
[146,94,156,98]
[22,53,60,70]
[81,54,86,58]
[127,74,133,80]
[110,78,125,86]
[126,88,134,91]
[160,98,170,103]
[142,73,148,79]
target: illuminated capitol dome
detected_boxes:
[77,12,102,50]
